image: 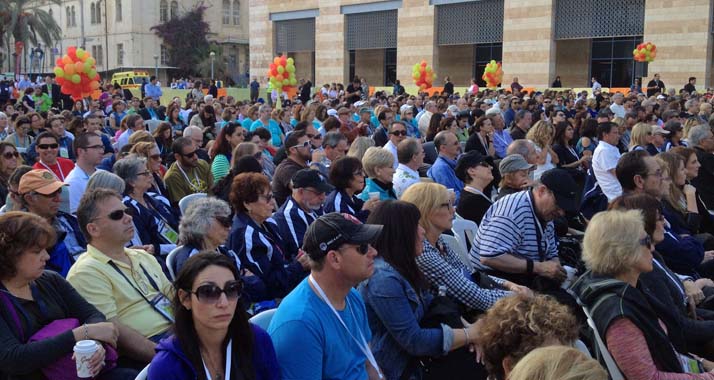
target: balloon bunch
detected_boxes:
[267,55,297,91]
[482,60,503,88]
[412,60,435,90]
[53,46,100,101]
[633,42,657,63]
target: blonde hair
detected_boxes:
[231,142,260,167]
[347,136,375,161]
[129,142,156,158]
[629,123,651,149]
[401,182,449,233]
[683,117,700,141]
[508,346,607,380]
[525,120,553,148]
[128,130,154,144]
[361,147,394,178]
[611,117,625,128]
[583,209,646,276]
[656,152,685,213]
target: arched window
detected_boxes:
[95,0,101,24]
[159,0,168,22]
[222,0,230,24]
[116,0,122,21]
[170,1,178,19]
[66,7,71,27]
[90,3,96,24]
[232,0,239,25]
[71,6,76,26]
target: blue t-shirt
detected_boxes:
[268,278,372,380]
[250,119,283,147]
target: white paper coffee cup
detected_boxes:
[74,340,98,378]
[368,192,380,200]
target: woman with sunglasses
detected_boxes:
[455,151,494,225]
[228,172,307,301]
[129,142,168,197]
[148,252,279,380]
[4,116,33,158]
[0,142,20,208]
[572,209,714,379]
[209,123,246,182]
[114,155,180,262]
[324,156,378,222]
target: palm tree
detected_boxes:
[0,0,62,51]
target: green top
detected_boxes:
[211,154,231,182]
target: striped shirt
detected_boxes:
[470,190,558,271]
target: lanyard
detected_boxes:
[308,275,383,379]
[527,191,547,261]
[202,339,232,380]
[176,163,201,192]
[464,186,492,203]
[108,260,161,294]
[566,145,578,160]
[39,160,65,181]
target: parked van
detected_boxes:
[111,71,150,89]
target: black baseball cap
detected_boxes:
[455,151,489,182]
[540,168,578,214]
[291,169,334,193]
[302,213,383,260]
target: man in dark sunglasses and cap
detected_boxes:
[269,212,384,380]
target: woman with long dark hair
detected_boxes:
[148,252,279,380]
[152,122,174,163]
[209,122,245,181]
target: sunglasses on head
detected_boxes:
[390,130,407,136]
[188,281,242,304]
[38,143,59,150]
[2,151,19,159]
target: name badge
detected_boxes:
[59,147,69,158]
[158,221,178,244]
[149,293,175,323]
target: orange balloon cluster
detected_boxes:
[412,60,435,90]
[267,55,297,91]
[53,46,100,101]
[633,42,657,63]
[482,60,503,88]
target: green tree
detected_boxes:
[152,4,211,77]
[0,0,62,50]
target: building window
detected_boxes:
[66,7,71,27]
[95,0,101,24]
[117,43,124,66]
[92,46,103,66]
[591,37,642,88]
[170,1,178,19]
[232,0,240,25]
[384,48,397,86]
[222,0,230,24]
[159,0,168,22]
[473,43,503,87]
[160,45,169,65]
[90,3,96,24]
[71,6,76,27]
[116,0,122,21]
[349,50,356,84]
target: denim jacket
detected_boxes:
[358,258,452,380]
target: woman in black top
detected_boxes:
[455,151,494,225]
[465,116,495,158]
[0,212,137,380]
[552,121,587,187]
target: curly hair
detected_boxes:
[229,172,270,213]
[0,211,57,280]
[474,294,579,380]
[525,120,553,148]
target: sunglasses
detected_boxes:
[215,215,233,228]
[36,188,63,198]
[93,207,130,221]
[639,235,652,247]
[2,151,19,159]
[291,141,311,150]
[150,154,162,161]
[37,143,59,150]
[259,192,274,202]
[390,130,407,136]
[339,243,370,255]
[188,281,242,304]
[180,150,197,158]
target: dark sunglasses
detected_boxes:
[37,143,59,150]
[150,154,162,161]
[291,141,311,150]
[180,150,197,158]
[93,207,130,221]
[189,281,242,304]
[215,215,232,228]
[639,235,652,247]
[36,188,63,198]
[390,130,407,136]
[2,151,19,159]
[340,243,370,255]
[259,192,274,202]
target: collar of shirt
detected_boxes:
[397,163,419,179]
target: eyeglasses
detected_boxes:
[390,130,407,136]
[180,150,197,158]
[150,154,162,161]
[215,215,232,228]
[37,143,59,150]
[91,207,130,222]
[259,192,273,202]
[478,162,492,169]
[137,171,152,177]
[339,243,370,255]
[35,188,62,198]
[639,235,652,247]
[291,141,311,150]
[352,170,366,177]
[646,169,663,178]
[439,201,454,209]
[2,151,19,159]
[188,281,242,304]
[81,144,104,151]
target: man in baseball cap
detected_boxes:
[497,154,535,199]
[18,169,86,276]
[268,212,383,379]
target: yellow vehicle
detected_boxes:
[111,71,150,89]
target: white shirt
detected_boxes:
[384,140,398,169]
[393,164,420,198]
[66,166,103,213]
[610,103,626,119]
[115,129,133,151]
[592,141,622,201]
[532,145,555,181]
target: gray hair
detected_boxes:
[688,125,713,147]
[183,125,202,138]
[322,131,347,149]
[259,104,271,113]
[112,155,147,194]
[685,98,699,110]
[397,138,421,164]
[178,197,231,247]
[86,170,126,194]
[507,139,535,158]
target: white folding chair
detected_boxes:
[440,234,472,271]
[249,308,277,330]
[135,364,149,380]
[178,193,207,214]
[166,245,183,281]
[452,218,477,253]
[145,119,162,134]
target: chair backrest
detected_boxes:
[452,218,477,256]
[249,308,277,331]
[145,119,162,134]
[178,192,207,214]
[440,233,471,271]
[135,364,149,380]
[166,245,183,281]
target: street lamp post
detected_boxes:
[210,51,216,80]
[153,55,159,80]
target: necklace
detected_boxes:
[200,348,224,380]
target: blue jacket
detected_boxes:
[427,155,464,202]
[228,212,307,299]
[148,325,280,380]
[656,220,705,278]
[123,194,173,255]
[272,196,322,261]
[357,178,397,202]
[358,258,449,380]
[324,189,370,222]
